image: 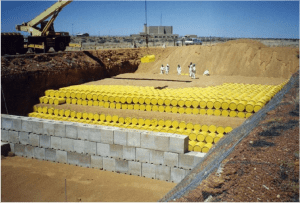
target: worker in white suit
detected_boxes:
[160,64,165,74]
[189,62,193,77]
[203,70,210,76]
[165,64,170,75]
[191,64,196,79]
[177,64,181,75]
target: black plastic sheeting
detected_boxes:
[159,72,299,202]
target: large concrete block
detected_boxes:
[9,143,14,153]
[136,148,150,163]
[109,144,123,159]
[114,129,127,146]
[32,120,44,135]
[73,140,85,154]
[14,144,25,156]
[88,126,101,143]
[1,116,12,130]
[67,152,80,166]
[155,133,170,151]
[169,134,189,154]
[54,121,66,138]
[56,150,67,164]
[77,124,89,141]
[189,151,206,167]
[40,135,51,149]
[115,159,128,174]
[29,133,39,147]
[11,116,22,132]
[142,163,156,179]
[128,161,141,176]
[21,117,33,132]
[61,138,74,152]
[66,124,78,139]
[179,153,195,170]
[96,143,110,157]
[155,165,171,181]
[25,145,35,158]
[45,148,56,162]
[78,154,91,168]
[171,168,186,183]
[127,130,141,147]
[43,120,55,136]
[123,146,135,161]
[91,155,103,169]
[84,141,96,155]
[164,152,179,168]
[8,130,19,144]
[101,127,114,144]
[141,132,155,149]
[1,129,9,142]
[34,147,45,160]
[19,131,30,145]
[51,136,62,150]
[149,150,164,165]
[103,157,115,172]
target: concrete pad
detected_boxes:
[115,159,128,174]
[164,152,179,168]
[11,117,22,132]
[9,143,14,153]
[1,116,12,130]
[25,145,35,158]
[45,148,56,162]
[91,155,103,169]
[1,129,9,142]
[142,163,156,179]
[67,151,80,166]
[103,157,115,172]
[32,120,44,135]
[61,138,74,152]
[66,124,78,139]
[114,129,127,146]
[51,136,62,150]
[123,146,135,161]
[169,134,189,154]
[8,130,19,144]
[77,124,89,141]
[84,141,96,155]
[136,148,150,163]
[127,130,140,147]
[73,140,85,154]
[96,143,110,157]
[128,161,141,176]
[14,144,25,156]
[54,121,66,138]
[43,120,55,136]
[155,133,170,151]
[101,127,114,144]
[141,132,155,149]
[171,168,186,183]
[88,126,101,143]
[149,150,164,165]
[109,144,123,159]
[155,165,171,181]
[19,132,30,145]
[21,117,33,132]
[29,133,39,147]
[40,135,51,149]
[56,150,67,164]
[78,154,91,168]
[34,147,45,160]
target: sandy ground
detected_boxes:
[1,156,176,202]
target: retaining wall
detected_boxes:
[1,114,206,183]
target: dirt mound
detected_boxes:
[137,39,299,79]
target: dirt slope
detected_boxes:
[138,39,299,79]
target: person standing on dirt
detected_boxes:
[177,64,181,75]
[191,64,196,79]
[165,64,170,75]
[189,62,193,77]
[160,64,165,74]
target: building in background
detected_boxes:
[131,24,178,39]
[76,33,89,37]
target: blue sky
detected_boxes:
[1,1,299,38]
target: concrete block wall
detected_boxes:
[1,114,206,183]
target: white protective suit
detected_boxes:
[160,65,165,74]
[177,65,181,75]
[203,70,210,76]
[165,64,170,75]
[191,64,196,79]
[189,64,193,77]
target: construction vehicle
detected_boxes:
[1,0,72,55]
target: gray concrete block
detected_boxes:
[51,136,62,150]
[123,146,135,161]
[142,163,156,179]
[155,133,170,151]
[109,144,123,159]
[29,133,39,147]
[34,147,45,160]
[164,152,179,167]
[1,116,12,130]
[54,121,66,138]
[8,130,19,144]
[103,157,115,172]
[32,120,44,135]
[169,134,189,154]
[61,138,74,152]
[45,148,56,162]
[114,129,127,146]
[115,159,128,174]
[1,129,9,142]
[149,150,164,165]
[66,124,78,139]
[11,117,22,131]
[67,152,80,166]
[19,131,30,145]
[78,154,91,168]
[88,126,101,143]
[155,165,171,181]
[178,153,194,170]
[136,148,150,163]
[9,143,14,153]
[101,127,114,144]
[56,150,67,163]
[14,144,25,156]
[91,155,103,169]
[188,151,206,167]
[40,135,51,149]
[25,145,35,158]
[171,168,186,183]
[127,130,141,147]
[84,141,96,155]
[77,125,89,141]
[96,143,110,157]
[128,161,141,176]
[74,140,85,154]
[43,120,55,136]
[141,132,155,149]
[21,117,33,132]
